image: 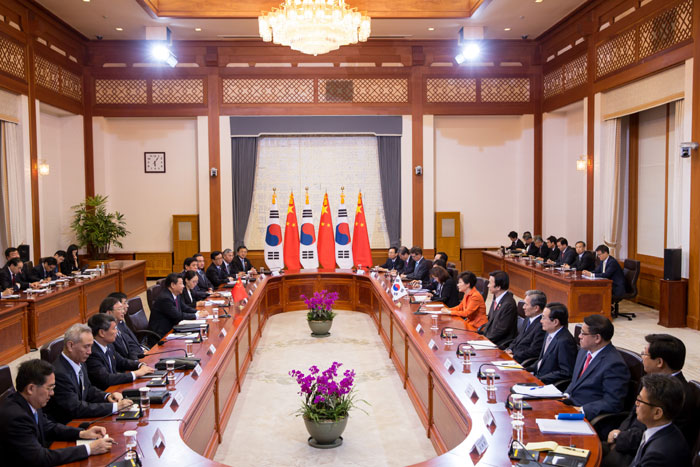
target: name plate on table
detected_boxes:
[152,427,166,449]
[253,282,258,289]
[415,324,423,334]
[172,391,185,407]
[193,363,203,377]
[272,270,280,276]
[220,328,227,337]
[465,382,478,400]
[356,269,365,275]
[428,339,438,350]
[208,344,216,355]
[443,358,454,372]
[386,287,391,293]
[473,434,489,456]
[483,409,495,427]
[248,289,253,296]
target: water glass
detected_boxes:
[124,430,138,459]
[139,387,150,410]
[509,394,524,420]
[430,314,438,330]
[166,360,175,383]
[484,369,496,391]
[185,340,194,358]
[212,307,219,322]
[512,419,525,444]
[461,345,472,366]
[444,327,454,346]
[200,324,208,340]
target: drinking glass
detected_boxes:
[212,307,219,322]
[185,340,194,358]
[444,327,454,346]
[430,314,438,330]
[124,430,138,459]
[512,419,525,444]
[509,394,524,420]
[166,360,175,383]
[139,387,150,410]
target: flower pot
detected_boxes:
[308,319,333,337]
[303,416,348,448]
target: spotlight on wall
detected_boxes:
[576,155,587,171]
[455,27,483,64]
[151,44,178,67]
[38,160,50,176]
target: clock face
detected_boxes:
[144,152,166,173]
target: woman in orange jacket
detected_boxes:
[445,271,487,331]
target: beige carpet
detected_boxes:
[213,310,437,467]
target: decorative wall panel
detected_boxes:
[0,36,25,80]
[596,29,636,78]
[95,79,147,104]
[35,55,83,102]
[317,78,408,103]
[481,78,530,103]
[638,0,692,59]
[426,78,476,103]
[222,78,314,104]
[152,78,204,104]
[543,54,587,100]
[543,68,563,100]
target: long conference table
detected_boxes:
[54,269,602,466]
[482,251,612,323]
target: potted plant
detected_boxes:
[70,194,129,260]
[302,290,339,337]
[289,362,366,448]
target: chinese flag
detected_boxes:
[317,193,335,269]
[283,192,302,270]
[232,278,247,302]
[352,191,372,268]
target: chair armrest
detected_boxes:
[590,411,629,430]
[553,378,571,392]
[134,329,162,348]
[520,357,537,368]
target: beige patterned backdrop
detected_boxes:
[243,135,390,251]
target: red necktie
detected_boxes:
[579,352,592,377]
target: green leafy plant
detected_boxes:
[70,195,128,260]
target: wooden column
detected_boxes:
[207,70,222,251]
[688,0,700,330]
[410,46,424,247]
[585,23,596,249]
[533,63,543,235]
[25,23,40,263]
[83,68,95,198]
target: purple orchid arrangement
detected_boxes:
[301,290,339,321]
[289,362,365,422]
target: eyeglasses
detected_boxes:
[579,331,595,336]
[640,351,650,358]
[635,397,659,407]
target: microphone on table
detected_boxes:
[508,440,544,465]
[477,363,501,380]
[78,403,137,429]
[137,348,187,359]
[439,326,469,339]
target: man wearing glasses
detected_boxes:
[563,314,630,436]
[627,374,691,467]
[602,334,700,466]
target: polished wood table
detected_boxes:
[0,301,29,362]
[483,251,612,322]
[106,260,147,298]
[54,270,601,466]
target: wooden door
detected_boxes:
[173,215,199,273]
[435,212,460,264]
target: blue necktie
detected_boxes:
[106,347,114,372]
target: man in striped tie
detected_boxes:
[563,314,630,437]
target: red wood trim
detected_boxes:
[83,69,94,198]
[533,64,543,235]
[687,1,700,330]
[25,33,40,262]
[208,71,222,250]
[411,63,424,247]
[628,113,639,260]
[585,30,595,249]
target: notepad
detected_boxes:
[178,319,207,325]
[466,340,497,348]
[536,418,594,435]
[512,384,563,398]
[491,360,523,369]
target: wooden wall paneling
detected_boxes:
[688,0,700,330]
[208,70,221,251]
[25,31,40,264]
[585,22,596,248]
[411,47,424,247]
[627,113,639,262]
[134,252,173,278]
[533,62,543,235]
[83,68,94,197]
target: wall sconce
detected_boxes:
[576,155,587,171]
[38,160,50,176]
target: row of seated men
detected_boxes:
[0,246,83,296]
[0,292,160,465]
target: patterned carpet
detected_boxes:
[213,310,436,467]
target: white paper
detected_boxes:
[536,418,594,435]
[491,360,524,369]
[1,294,20,299]
[428,339,437,350]
[208,344,216,354]
[167,332,198,340]
[443,359,453,371]
[178,319,207,325]
[473,434,489,455]
[424,304,444,308]
[464,383,476,399]
[466,340,497,348]
[217,291,232,297]
[412,295,431,302]
[193,364,203,376]
[512,384,563,398]
[415,324,423,333]
[407,289,429,295]
[206,299,227,305]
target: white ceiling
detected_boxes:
[37,0,588,42]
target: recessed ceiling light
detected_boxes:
[504,27,511,31]
[535,0,543,3]
[428,27,435,31]
[83,0,90,2]
[195,27,202,32]
[115,27,123,31]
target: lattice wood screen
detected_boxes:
[426,78,476,103]
[544,54,588,100]
[95,78,207,105]
[0,35,25,81]
[35,55,82,102]
[317,78,408,103]
[95,79,147,104]
[596,0,692,79]
[152,79,204,104]
[222,78,314,104]
[481,78,530,103]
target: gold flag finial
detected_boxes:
[272,187,277,204]
[305,186,309,204]
[340,186,345,204]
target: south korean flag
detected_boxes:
[391,276,408,302]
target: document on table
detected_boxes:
[536,418,594,435]
[412,295,431,302]
[179,319,207,325]
[217,291,232,297]
[512,384,564,398]
[166,332,198,340]
[491,360,523,369]
[407,289,429,295]
[205,299,227,305]
[1,294,20,299]
[466,340,498,348]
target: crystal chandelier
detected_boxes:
[259,0,371,56]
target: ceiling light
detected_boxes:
[195,28,202,32]
[461,42,481,60]
[258,0,371,56]
[38,160,50,176]
[115,27,123,31]
[428,27,435,31]
[504,27,511,31]
[535,0,543,3]
[151,44,178,67]
[83,0,90,2]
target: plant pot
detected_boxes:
[308,319,333,337]
[303,416,348,448]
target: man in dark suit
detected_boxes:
[546,236,560,262]
[101,294,143,360]
[0,359,114,466]
[506,230,525,252]
[533,235,550,259]
[551,237,576,267]
[377,246,403,273]
[505,289,546,364]
[402,246,432,283]
[566,241,595,272]
[206,250,231,287]
[0,257,38,293]
[590,245,626,298]
[479,270,518,348]
[4,246,19,266]
[523,232,538,256]
[53,250,66,278]
[222,248,235,277]
[398,246,414,275]
[185,256,210,300]
[85,313,154,390]
[526,302,577,385]
[148,273,205,340]
[564,314,630,425]
[44,323,132,424]
[29,257,59,282]
[628,374,691,467]
[603,334,700,467]
[231,245,257,276]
